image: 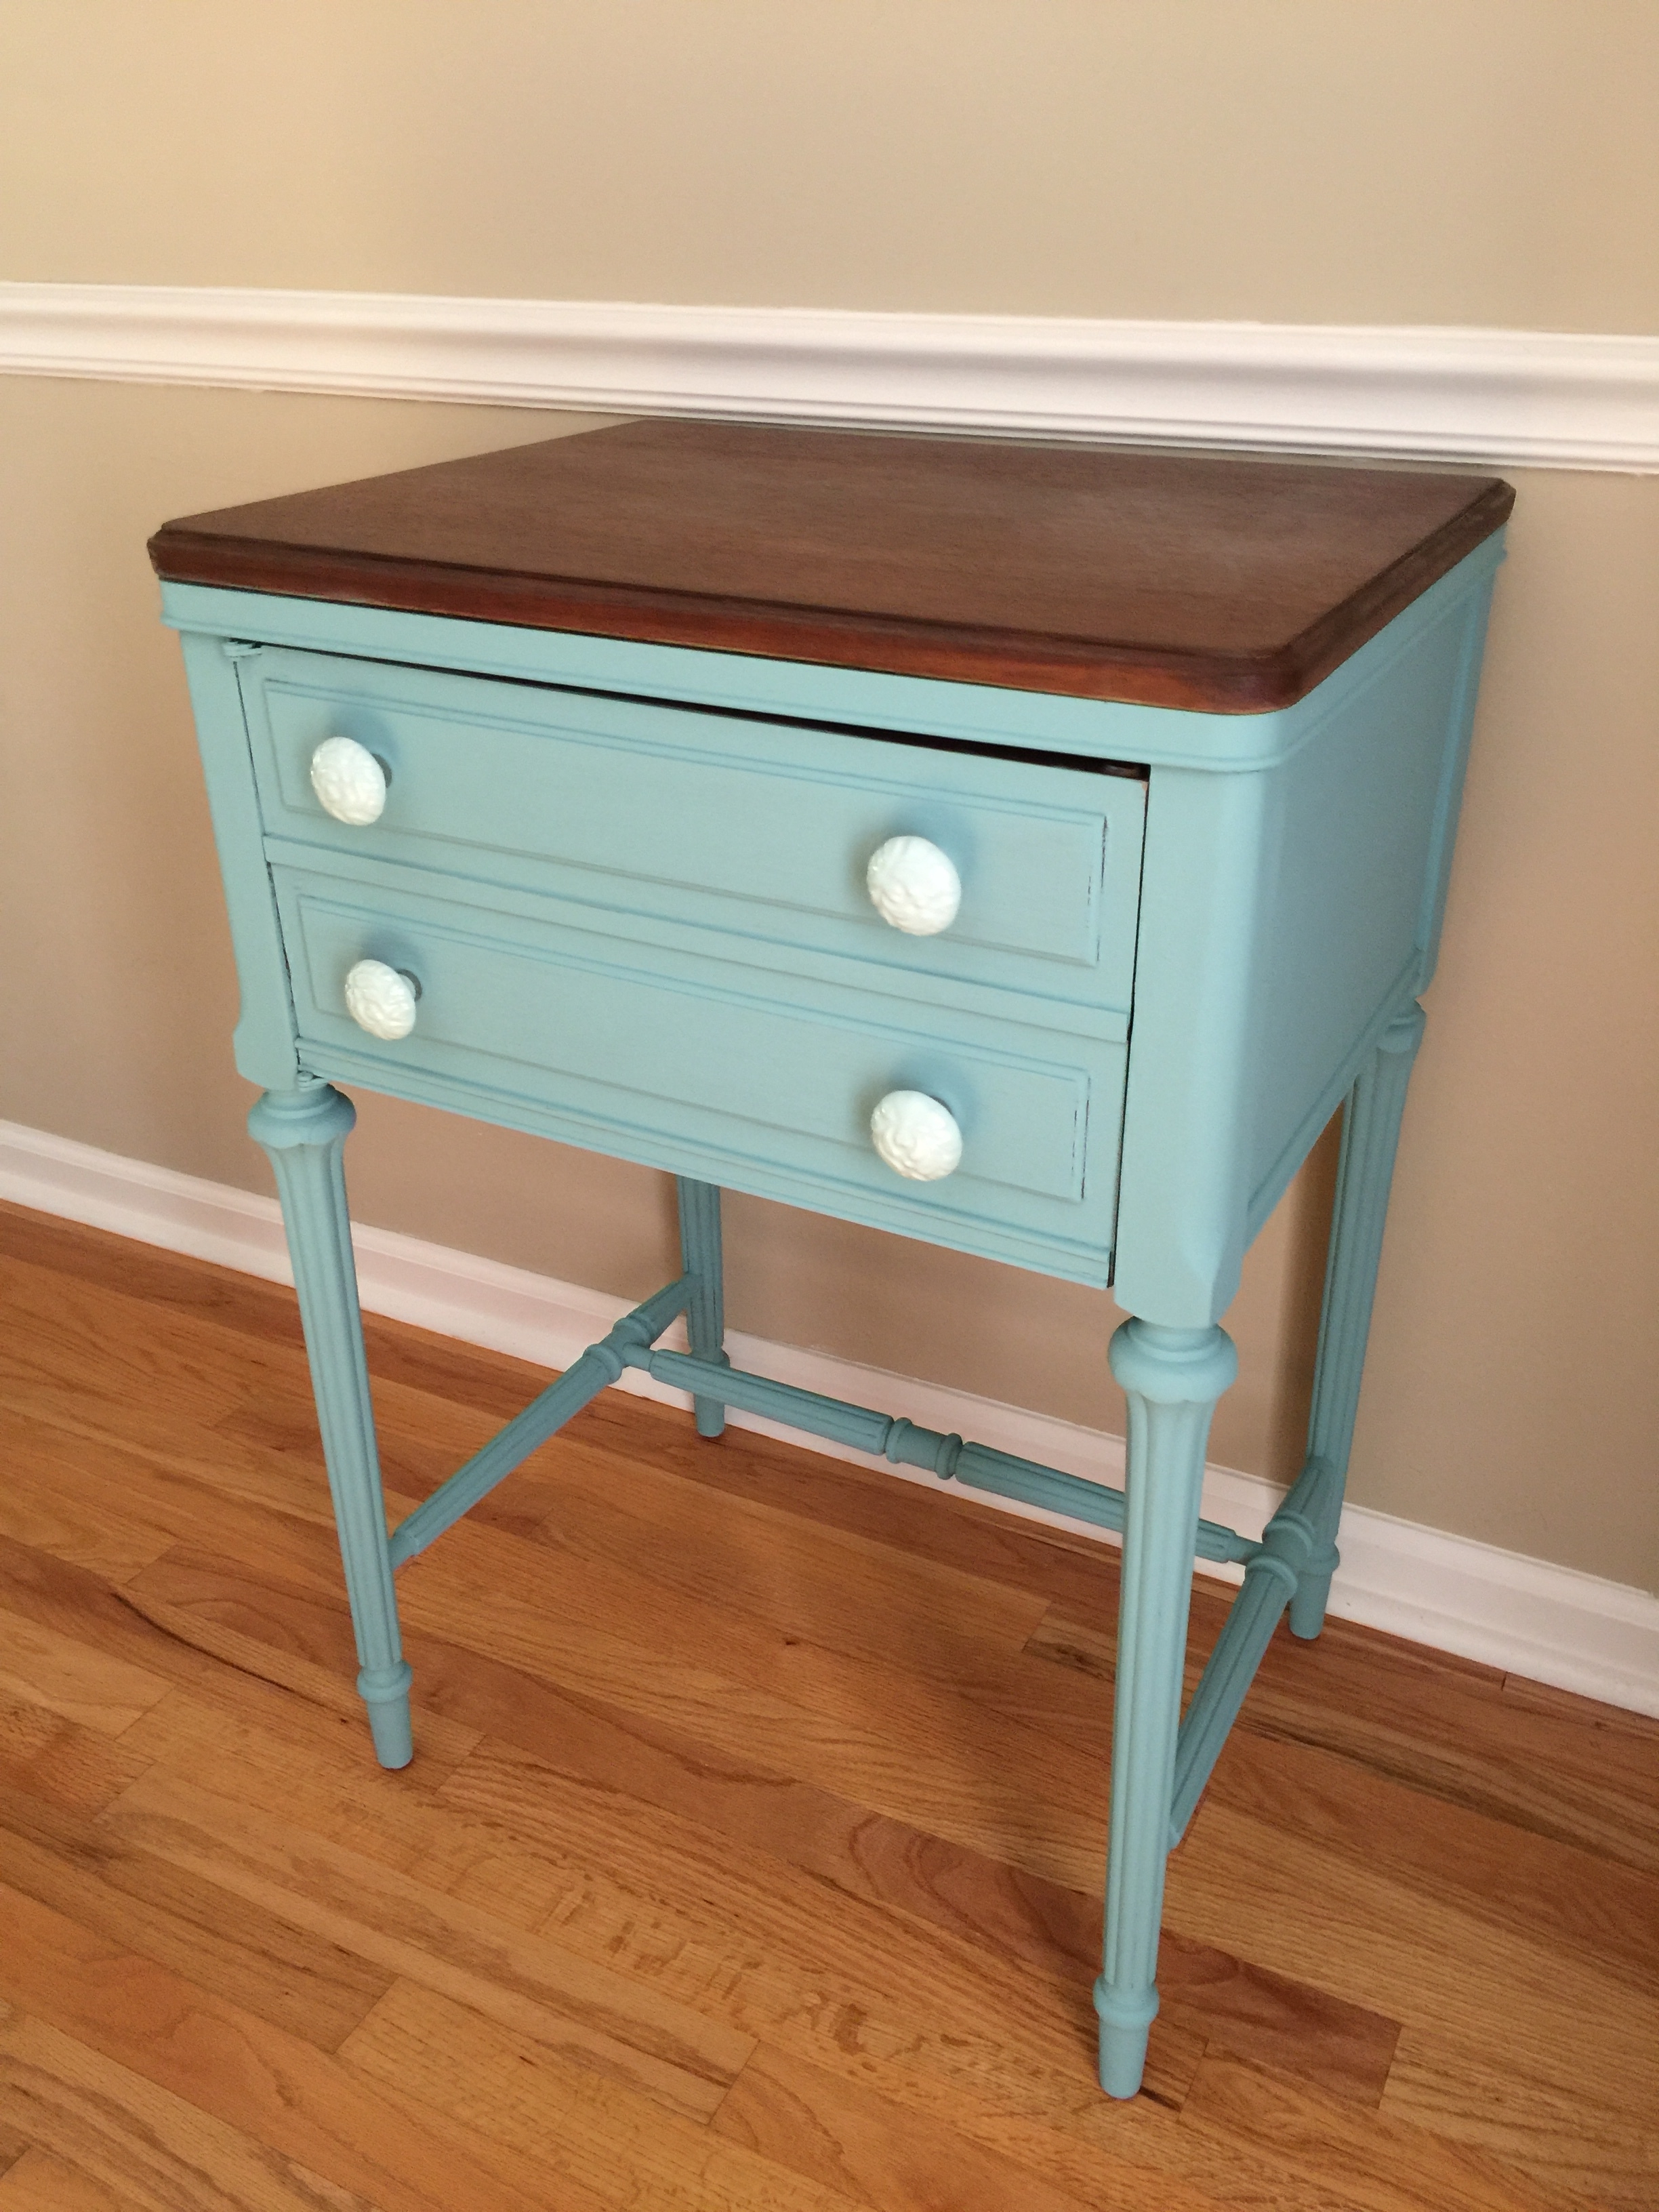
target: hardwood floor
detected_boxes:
[1,1196,1654,2212]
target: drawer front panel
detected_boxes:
[274,866,1125,1275]
[243,648,1143,1012]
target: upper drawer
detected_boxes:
[237,647,1144,1012]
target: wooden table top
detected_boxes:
[150,420,1513,712]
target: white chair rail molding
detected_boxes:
[2,283,1657,470]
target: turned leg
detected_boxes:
[1290,1002,1426,1639]
[249,1082,412,1767]
[1096,1318,1237,2098]
[676,1177,731,1439]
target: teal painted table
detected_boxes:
[152,423,1511,2097]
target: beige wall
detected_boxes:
[3,1,1657,329]
[2,5,1655,1590]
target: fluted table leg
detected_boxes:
[249,1082,412,1767]
[1096,1317,1237,2098]
[676,1177,731,1439]
[1291,1002,1426,1640]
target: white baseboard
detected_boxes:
[3,1115,1656,1718]
[3,284,1657,472]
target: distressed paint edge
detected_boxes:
[3,1111,1655,1717]
[3,285,1657,470]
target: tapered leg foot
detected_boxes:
[1096,1317,1237,2100]
[1094,1986,1159,2100]
[251,1082,413,1767]
[1292,1002,1425,1641]
[677,1177,730,1439]
[359,1661,415,1769]
[1288,1562,1337,1641]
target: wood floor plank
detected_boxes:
[100,1763,754,2123]
[342,1978,878,2212]
[0,1780,389,2052]
[0,1882,576,2212]
[0,2114,28,2180]
[0,1408,344,1609]
[0,1416,173,1588]
[525,1431,1052,1671]
[0,1615,168,1744]
[570,1385,1137,1621]
[0,1248,565,1551]
[0,1539,476,1795]
[436,1732,1206,2115]
[0,1206,303,1355]
[0,2008,393,2212]
[1179,2050,1589,2212]
[1031,1601,1659,1877]
[1196,1718,1659,1999]
[0,2146,141,2210]
[0,1197,531,1438]
[388,1593,1392,2102]
[710,2041,1222,2212]
[113,1691,579,1936]
[121,1679,1209,2123]
[1165,1795,1659,2129]
[110,1616,1387,2108]
[384,1513,1118,1889]
[0,1696,151,1823]
[379,1582,1395,2100]
[1378,2024,1659,2212]
[113,1556,483,1774]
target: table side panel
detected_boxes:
[1112,553,1502,1326]
[1240,569,1497,1223]
[178,632,301,1089]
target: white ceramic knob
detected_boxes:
[866,836,961,936]
[310,737,388,825]
[870,1090,962,1181]
[343,959,419,1041]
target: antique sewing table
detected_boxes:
[150,423,1511,2098]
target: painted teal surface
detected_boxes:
[167,515,1506,2105]
[677,1177,732,1439]
[1111,563,1499,1325]
[248,1082,412,1767]
[1096,1318,1237,2096]
[178,634,300,1088]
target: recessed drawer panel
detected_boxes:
[273,865,1126,1282]
[241,648,1143,1012]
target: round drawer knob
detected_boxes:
[343,958,419,1041]
[866,836,961,936]
[310,737,389,825]
[870,1090,962,1181]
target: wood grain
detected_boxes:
[0,2147,140,2211]
[712,2040,1220,2212]
[147,420,1513,712]
[0,1201,1647,2212]
[0,1885,571,2212]
[102,1765,754,2121]
[0,1780,388,2051]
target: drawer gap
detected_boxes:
[304,645,1148,778]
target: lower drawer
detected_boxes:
[274,867,1126,1282]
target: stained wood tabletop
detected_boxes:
[148,422,1513,712]
[1,1196,1654,2212]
